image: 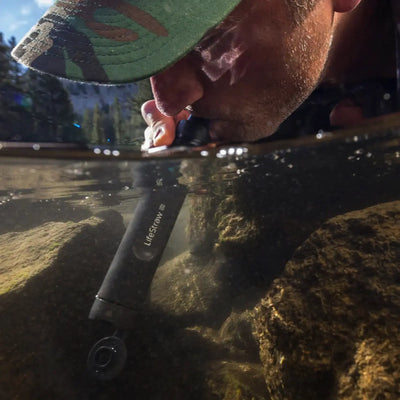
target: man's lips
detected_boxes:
[188,115,231,142]
[186,110,216,140]
[206,120,220,141]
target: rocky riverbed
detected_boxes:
[1,137,400,399]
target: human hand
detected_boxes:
[141,100,191,150]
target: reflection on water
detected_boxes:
[1,120,400,399]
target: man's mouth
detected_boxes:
[207,120,220,141]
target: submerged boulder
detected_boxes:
[255,201,400,400]
[150,251,232,326]
[0,211,125,400]
[0,208,268,400]
[184,310,268,400]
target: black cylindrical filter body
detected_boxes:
[89,162,187,329]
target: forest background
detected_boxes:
[0,32,152,148]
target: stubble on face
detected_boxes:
[285,0,319,24]
[150,0,334,143]
[206,0,334,142]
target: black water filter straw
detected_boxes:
[87,117,210,380]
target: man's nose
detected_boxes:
[150,55,204,116]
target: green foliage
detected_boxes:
[0,31,151,148]
[0,31,84,143]
[0,33,11,85]
[25,69,77,141]
[112,97,124,143]
[7,37,22,86]
[128,78,152,130]
[125,78,153,147]
[0,35,25,88]
[81,109,92,140]
[81,80,153,147]
[91,104,105,144]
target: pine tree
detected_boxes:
[0,32,11,85]
[92,103,105,144]
[82,108,93,142]
[0,32,32,140]
[127,78,153,146]
[7,36,22,86]
[26,69,74,141]
[112,97,124,144]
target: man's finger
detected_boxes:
[141,100,192,148]
[141,100,166,126]
[141,100,175,147]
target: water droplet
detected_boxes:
[383,93,391,101]
[316,130,324,139]
[217,149,227,158]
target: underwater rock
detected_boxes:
[204,360,268,400]
[150,251,232,326]
[219,310,260,356]
[216,196,260,254]
[186,193,219,255]
[0,211,125,400]
[255,201,400,400]
[0,197,266,400]
[183,310,268,400]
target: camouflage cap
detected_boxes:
[11,0,241,84]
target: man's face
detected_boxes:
[150,0,335,141]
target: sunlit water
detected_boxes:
[1,119,400,399]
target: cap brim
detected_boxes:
[11,0,241,84]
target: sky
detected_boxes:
[0,0,55,43]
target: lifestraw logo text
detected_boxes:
[144,203,166,247]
